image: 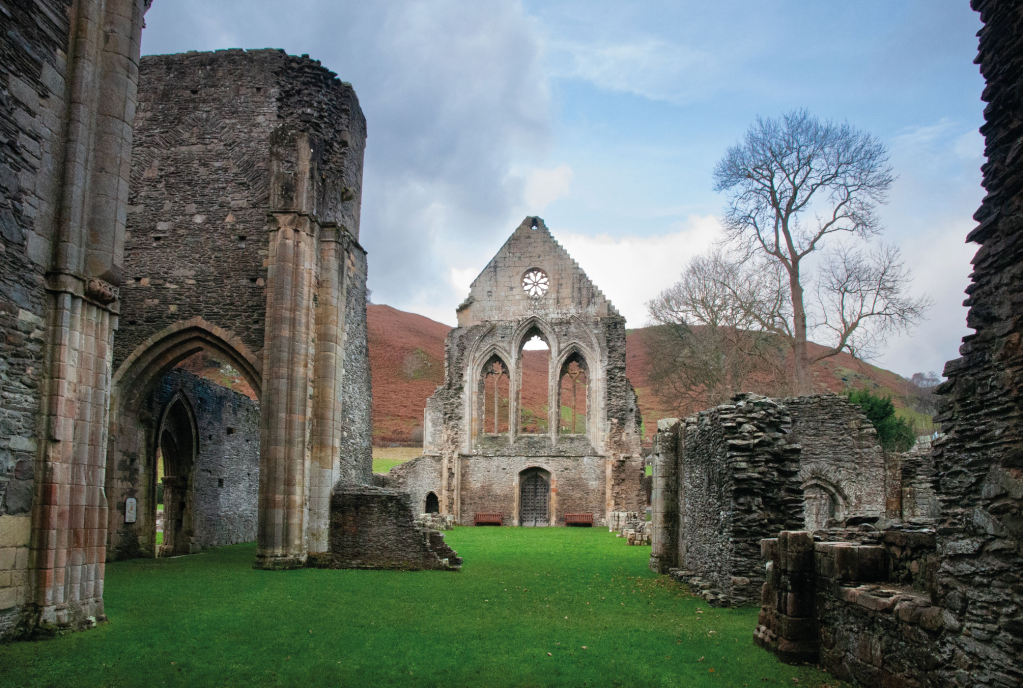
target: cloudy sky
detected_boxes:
[142,1,984,380]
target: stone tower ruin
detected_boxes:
[106,49,372,569]
[386,217,645,525]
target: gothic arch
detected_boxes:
[511,316,558,356]
[801,474,849,532]
[112,316,262,414]
[106,316,261,559]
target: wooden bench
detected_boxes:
[565,513,593,527]
[474,512,504,526]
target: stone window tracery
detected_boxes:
[522,269,549,298]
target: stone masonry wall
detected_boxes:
[756,530,945,686]
[927,2,1023,685]
[107,369,259,557]
[117,49,368,368]
[785,395,886,528]
[422,217,643,526]
[667,394,805,607]
[1,0,149,639]
[0,0,76,636]
[311,485,460,571]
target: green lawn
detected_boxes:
[0,528,842,688]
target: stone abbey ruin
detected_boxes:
[0,1,1020,687]
[380,216,645,526]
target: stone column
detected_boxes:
[255,212,319,569]
[305,224,346,553]
[26,0,147,632]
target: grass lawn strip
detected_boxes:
[0,528,845,687]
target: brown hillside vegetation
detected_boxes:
[367,306,934,446]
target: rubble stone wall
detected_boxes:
[926,2,1023,685]
[658,395,805,607]
[756,530,944,686]
[311,485,460,571]
[107,369,259,560]
[785,395,886,528]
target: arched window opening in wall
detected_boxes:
[519,332,550,434]
[481,356,510,435]
[559,354,588,435]
[157,396,197,557]
[425,492,440,514]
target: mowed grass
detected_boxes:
[372,446,422,473]
[0,528,843,688]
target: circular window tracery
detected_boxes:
[522,269,549,298]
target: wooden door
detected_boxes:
[520,471,549,527]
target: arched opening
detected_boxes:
[481,355,510,435]
[803,482,843,531]
[425,492,440,514]
[558,353,588,435]
[107,320,262,561]
[519,468,550,527]
[519,330,550,435]
[156,395,197,556]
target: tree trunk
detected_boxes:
[789,266,812,395]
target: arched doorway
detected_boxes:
[519,468,550,527]
[157,395,197,556]
[425,492,440,514]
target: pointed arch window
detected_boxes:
[481,355,510,435]
[519,330,550,434]
[558,353,588,435]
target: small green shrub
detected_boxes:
[846,388,916,452]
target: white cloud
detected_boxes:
[557,215,722,325]
[549,37,714,104]
[524,164,574,210]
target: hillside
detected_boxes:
[366,305,936,446]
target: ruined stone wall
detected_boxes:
[756,530,944,685]
[1,0,149,639]
[665,395,804,607]
[337,246,372,486]
[110,48,371,570]
[0,0,76,636]
[116,49,367,368]
[926,2,1023,685]
[899,437,940,520]
[106,369,259,559]
[785,395,886,528]
[422,217,643,526]
[377,454,444,516]
[311,485,460,571]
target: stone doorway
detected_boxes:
[156,395,197,556]
[519,469,550,527]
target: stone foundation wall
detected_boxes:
[312,486,460,571]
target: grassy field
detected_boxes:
[372,446,422,473]
[0,528,842,688]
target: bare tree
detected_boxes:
[713,109,928,393]
[646,250,790,412]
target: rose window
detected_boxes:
[522,269,549,297]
